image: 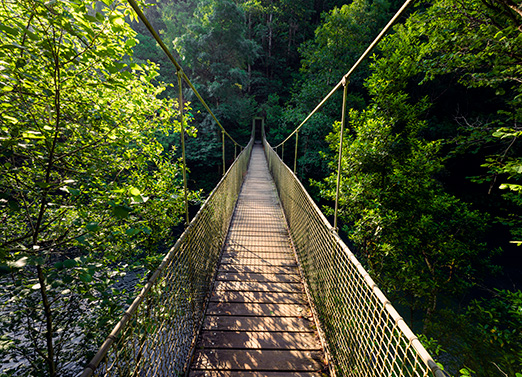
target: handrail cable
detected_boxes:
[293,130,298,173]
[263,129,446,377]
[274,0,413,149]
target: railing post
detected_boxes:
[333,78,348,232]
[294,130,299,174]
[222,130,226,176]
[234,144,237,160]
[177,70,190,226]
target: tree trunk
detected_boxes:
[267,12,273,78]
[423,290,438,333]
[38,265,56,376]
[248,12,252,93]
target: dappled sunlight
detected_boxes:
[189,145,326,375]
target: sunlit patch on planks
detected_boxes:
[189,144,326,376]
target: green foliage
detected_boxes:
[276,0,396,181]
[298,0,391,102]
[432,289,522,376]
[0,0,195,374]
[317,104,492,325]
[175,0,259,105]
[314,0,521,372]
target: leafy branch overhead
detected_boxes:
[0,0,196,375]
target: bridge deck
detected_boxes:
[189,144,326,376]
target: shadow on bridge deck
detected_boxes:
[189,144,326,376]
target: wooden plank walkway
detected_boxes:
[189,144,326,377]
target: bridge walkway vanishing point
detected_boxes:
[189,143,326,376]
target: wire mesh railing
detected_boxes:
[263,135,445,377]
[81,137,253,377]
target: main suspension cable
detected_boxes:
[274,0,413,149]
[126,0,244,149]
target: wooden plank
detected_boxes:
[228,231,286,236]
[222,247,293,255]
[210,291,305,304]
[227,228,286,233]
[213,281,302,293]
[207,302,309,317]
[225,239,290,247]
[202,316,315,332]
[221,254,295,262]
[224,241,291,249]
[220,258,297,267]
[197,331,321,350]
[221,253,295,261]
[191,349,324,371]
[216,272,300,283]
[218,265,299,275]
[223,247,293,255]
[189,371,322,377]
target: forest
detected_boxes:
[0,0,521,376]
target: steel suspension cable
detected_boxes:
[294,130,299,174]
[126,0,245,151]
[222,130,226,176]
[274,0,413,149]
[126,0,246,222]
[334,79,348,231]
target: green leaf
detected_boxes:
[85,222,99,232]
[129,187,141,196]
[64,187,80,196]
[84,14,98,23]
[126,228,140,236]
[0,24,19,37]
[125,38,136,48]
[112,17,125,28]
[79,273,92,283]
[113,205,130,219]
[131,195,148,204]
[63,259,77,268]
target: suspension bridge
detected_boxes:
[80,0,446,375]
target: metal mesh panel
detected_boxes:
[82,140,253,377]
[263,139,444,377]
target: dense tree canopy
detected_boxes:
[0,0,195,375]
[1,0,521,375]
[311,0,522,374]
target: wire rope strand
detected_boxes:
[274,0,413,149]
[334,80,348,231]
[222,130,226,176]
[125,0,244,148]
[294,130,299,174]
